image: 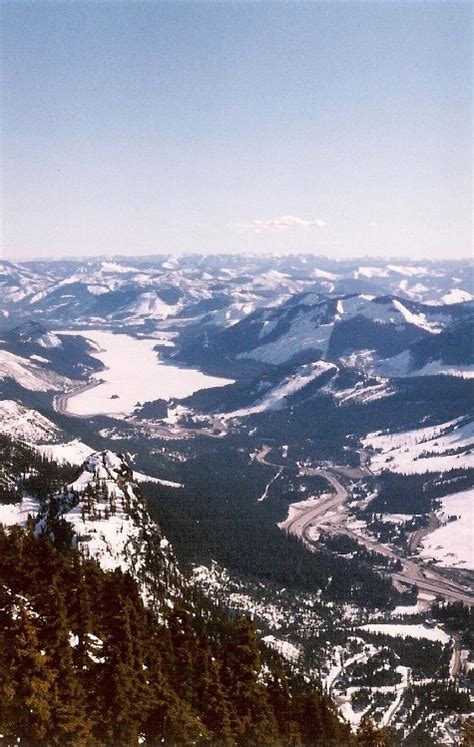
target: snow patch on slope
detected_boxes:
[440,289,473,305]
[222,361,337,418]
[375,350,474,379]
[240,313,334,364]
[0,400,61,442]
[35,440,95,465]
[0,496,41,528]
[0,349,71,391]
[363,417,474,474]
[262,635,301,662]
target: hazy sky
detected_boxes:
[1,2,472,260]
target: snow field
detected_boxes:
[419,489,473,569]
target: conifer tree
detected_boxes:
[42,577,90,745]
[167,605,199,702]
[100,572,146,743]
[193,631,233,741]
[1,603,53,744]
[356,717,393,747]
[221,617,279,743]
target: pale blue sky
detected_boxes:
[1,1,472,259]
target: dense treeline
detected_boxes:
[355,632,451,680]
[432,602,474,649]
[230,377,474,450]
[318,534,402,571]
[0,527,391,746]
[368,469,474,515]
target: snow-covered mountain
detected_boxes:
[0,321,104,396]
[36,450,184,611]
[0,257,472,438]
[0,438,185,614]
[0,256,472,742]
[178,289,473,376]
[0,399,62,442]
[0,347,73,392]
[1,256,472,332]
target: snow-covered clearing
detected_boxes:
[359,623,451,644]
[419,489,473,569]
[390,599,432,616]
[56,330,233,417]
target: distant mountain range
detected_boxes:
[0,255,472,425]
[1,256,472,331]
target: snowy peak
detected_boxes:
[39,450,184,611]
[70,449,134,488]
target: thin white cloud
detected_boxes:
[232,214,327,234]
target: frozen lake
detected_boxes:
[57,330,233,418]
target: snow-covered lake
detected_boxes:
[57,330,233,418]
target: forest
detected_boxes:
[367,469,474,515]
[0,527,392,746]
[142,442,403,610]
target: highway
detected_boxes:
[408,512,441,554]
[54,379,103,417]
[254,445,474,607]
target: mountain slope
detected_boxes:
[177,291,473,373]
[37,450,185,612]
[0,440,359,746]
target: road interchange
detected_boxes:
[255,445,474,607]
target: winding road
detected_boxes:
[54,379,103,417]
[255,445,474,606]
